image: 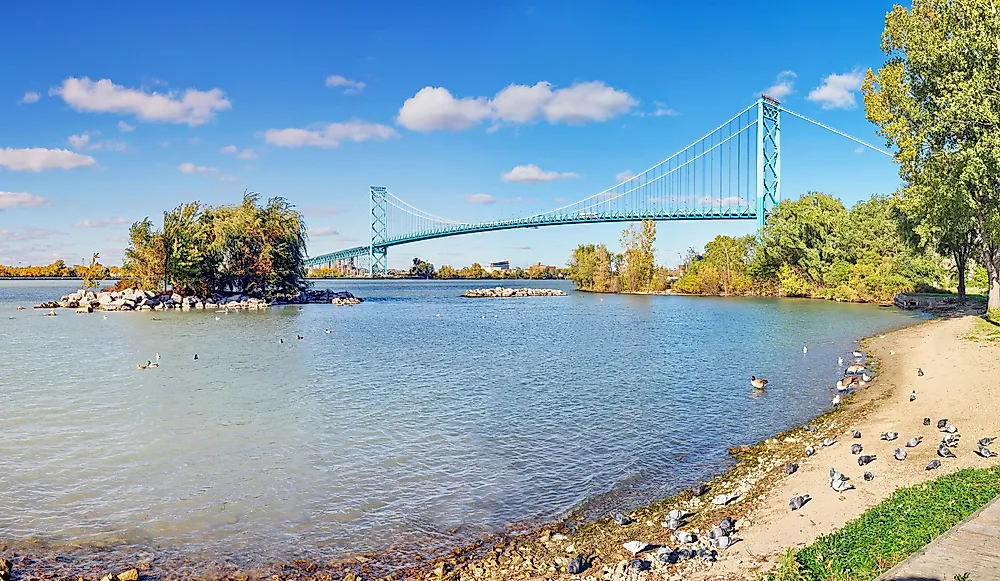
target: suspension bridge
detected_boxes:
[305,96,891,275]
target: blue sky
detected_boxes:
[1,0,902,270]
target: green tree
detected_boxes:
[122,218,167,291]
[754,192,848,284]
[436,265,457,279]
[409,257,435,278]
[619,220,656,292]
[81,252,103,290]
[863,0,1000,311]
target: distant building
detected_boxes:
[483,260,510,273]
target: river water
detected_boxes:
[0,280,924,569]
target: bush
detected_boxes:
[778,264,810,297]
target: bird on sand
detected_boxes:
[917,368,924,376]
[785,463,798,475]
[852,430,862,438]
[864,471,874,481]
[926,459,941,470]
[894,448,907,461]
[750,376,769,391]
[980,437,997,447]
[909,391,917,402]
[857,454,877,466]
[942,433,961,448]
[923,417,931,426]
[938,444,956,458]
[905,437,922,448]
[941,424,958,434]
[788,495,810,511]
[822,436,837,447]
[851,443,863,455]
[611,512,633,526]
[937,419,949,429]
[837,376,860,391]
[829,468,854,492]
[977,444,999,458]
[804,446,815,456]
[881,432,899,441]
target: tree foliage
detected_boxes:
[409,257,435,278]
[862,0,1000,310]
[121,192,308,297]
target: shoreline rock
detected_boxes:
[462,287,567,298]
[34,288,363,312]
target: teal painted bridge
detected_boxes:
[305,97,889,274]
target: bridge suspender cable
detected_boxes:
[780,107,893,157]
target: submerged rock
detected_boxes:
[462,287,567,298]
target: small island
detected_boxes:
[462,287,567,298]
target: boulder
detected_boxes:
[76,305,93,314]
[1,557,12,581]
[170,293,183,304]
[98,293,114,305]
[33,301,60,309]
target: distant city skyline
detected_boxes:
[2,1,901,270]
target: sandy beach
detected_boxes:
[684,314,1000,580]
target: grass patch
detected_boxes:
[965,316,1000,344]
[761,466,1000,581]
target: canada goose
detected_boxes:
[836,376,860,391]
[324,329,331,334]
[750,376,769,390]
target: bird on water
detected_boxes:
[750,376,769,391]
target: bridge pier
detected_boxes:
[756,95,781,231]
[370,186,389,276]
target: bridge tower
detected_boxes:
[756,95,781,231]
[369,186,388,276]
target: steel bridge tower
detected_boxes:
[756,95,781,231]
[369,186,388,276]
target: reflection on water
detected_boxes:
[0,279,924,566]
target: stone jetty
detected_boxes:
[462,287,567,298]
[34,288,362,312]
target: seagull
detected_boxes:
[838,356,843,366]
[215,316,221,321]
[804,446,815,456]
[917,368,924,376]
[894,448,907,460]
[803,346,808,354]
[788,495,810,511]
[977,445,999,458]
[980,437,997,447]
[155,353,160,361]
[864,471,874,481]
[938,444,956,458]
[822,436,837,447]
[909,391,917,402]
[881,432,899,441]
[785,463,799,475]
[858,454,877,466]
[832,394,841,406]
[750,376,769,391]
[435,314,441,318]
[103,315,108,320]
[853,351,863,358]
[905,437,922,448]
[851,443,863,455]
[926,459,941,470]
[611,512,633,526]
[852,430,862,438]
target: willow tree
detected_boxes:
[122,218,167,291]
[863,0,1000,310]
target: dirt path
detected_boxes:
[693,315,1000,580]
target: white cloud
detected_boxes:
[74,217,127,228]
[19,91,40,104]
[263,120,398,148]
[68,134,91,150]
[501,164,580,184]
[764,71,797,100]
[325,75,367,94]
[397,87,493,131]
[117,120,135,132]
[177,162,217,175]
[308,227,340,237]
[397,81,636,131]
[0,192,49,210]
[50,77,231,126]
[616,170,636,182]
[69,132,127,152]
[220,145,258,159]
[466,193,496,204]
[807,71,865,109]
[0,147,97,172]
[649,107,678,117]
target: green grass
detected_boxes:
[760,466,1000,581]
[965,316,1000,344]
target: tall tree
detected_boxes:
[863,0,1000,311]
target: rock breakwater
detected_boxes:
[34,288,363,312]
[462,287,567,298]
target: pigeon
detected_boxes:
[711,493,739,505]
[611,512,633,526]
[708,526,726,540]
[851,443,863,455]
[666,509,685,522]
[937,419,949,429]
[689,483,709,497]
[785,463,799,475]
[193,353,198,360]
[832,394,841,406]
[831,476,855,492]
[677,548,695,560]
[894,448,907,461]
[858,454,877,466]
[628,559,650,572]
[910,391,917,402]
[864,471,874,481]
[656,548,678,564]
[938,444,956,458]
[926,459,941,470]
[923,418,931,426]
[977,445,998,458]
[674,531,696,544]
[942,434,961,448]
[568,555,587,574]
[805,446,816,457]
[662,518,682,530]
[804,425,818,432]
[905,437,922,448]
[852,430,862,438]
[881,432,898,441]
[718,517,735,534]
[980,437,997,447]
[700,547,720,560]
[917,368,924,376]
[941,424,958,434]
[822,437,837,447]
[623,541,649,555]
[788,495,810,511]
